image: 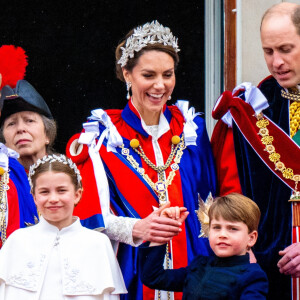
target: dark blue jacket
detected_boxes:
[139,243,268,300]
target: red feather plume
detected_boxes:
[0,45,28,89]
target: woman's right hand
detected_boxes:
[132,203,189,244]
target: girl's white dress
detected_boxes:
[0,216,127,300]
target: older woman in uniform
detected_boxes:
[0,46,45,247]
[0,80,56,170]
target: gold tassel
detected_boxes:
[289,191,300,227]
[293,203,300,227]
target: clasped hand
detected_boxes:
[132,202,189,244]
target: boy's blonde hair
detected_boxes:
[208,193,260,233]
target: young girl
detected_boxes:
[139,193,268,299]
[0,154,127,300]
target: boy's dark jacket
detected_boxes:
[139,243,268,300]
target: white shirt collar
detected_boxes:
[130,99,170,139]
[38,216,81,234]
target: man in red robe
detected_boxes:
[212,3,300,299]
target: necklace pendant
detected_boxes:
[155,180,167,193]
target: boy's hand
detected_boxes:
[149,205,189,247]
[133,202,184,244]
[161,206,189,223]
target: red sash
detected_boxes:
[212,91,300,190]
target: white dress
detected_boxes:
[0,217,127,300]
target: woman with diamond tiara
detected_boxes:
[66,20,217,300]
[0,154,127,300]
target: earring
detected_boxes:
[126,81,132,100]
[168,95,172,101]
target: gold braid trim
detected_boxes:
[255,112,300,206]
[281,88,300,102]
[0,170,10,244]
[256,113,300,225]
[290,101,300,138]
[255,113,300,183]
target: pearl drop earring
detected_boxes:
[126,82,132,100]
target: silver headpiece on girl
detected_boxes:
[28,154,82,190]
[117,20,180,67]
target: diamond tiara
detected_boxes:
[117,20,180,67]
[28,154,82,191]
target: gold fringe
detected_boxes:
[292,203,300,227]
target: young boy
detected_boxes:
[138,193,268,299]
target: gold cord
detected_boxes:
[0,170,10,244]
[290,101,300,138]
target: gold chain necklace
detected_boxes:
[120,135,186,204]
[290,101,300,138]
[122,136,184,300]
[0,168,10,244]
[255,113,300,201]
[281,88,300,102]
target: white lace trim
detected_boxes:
[63,259,97,294]
[103,215,142,247]
[6,254,46,291]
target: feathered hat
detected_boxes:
[0,80,53,124]
[0,45,28,89]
